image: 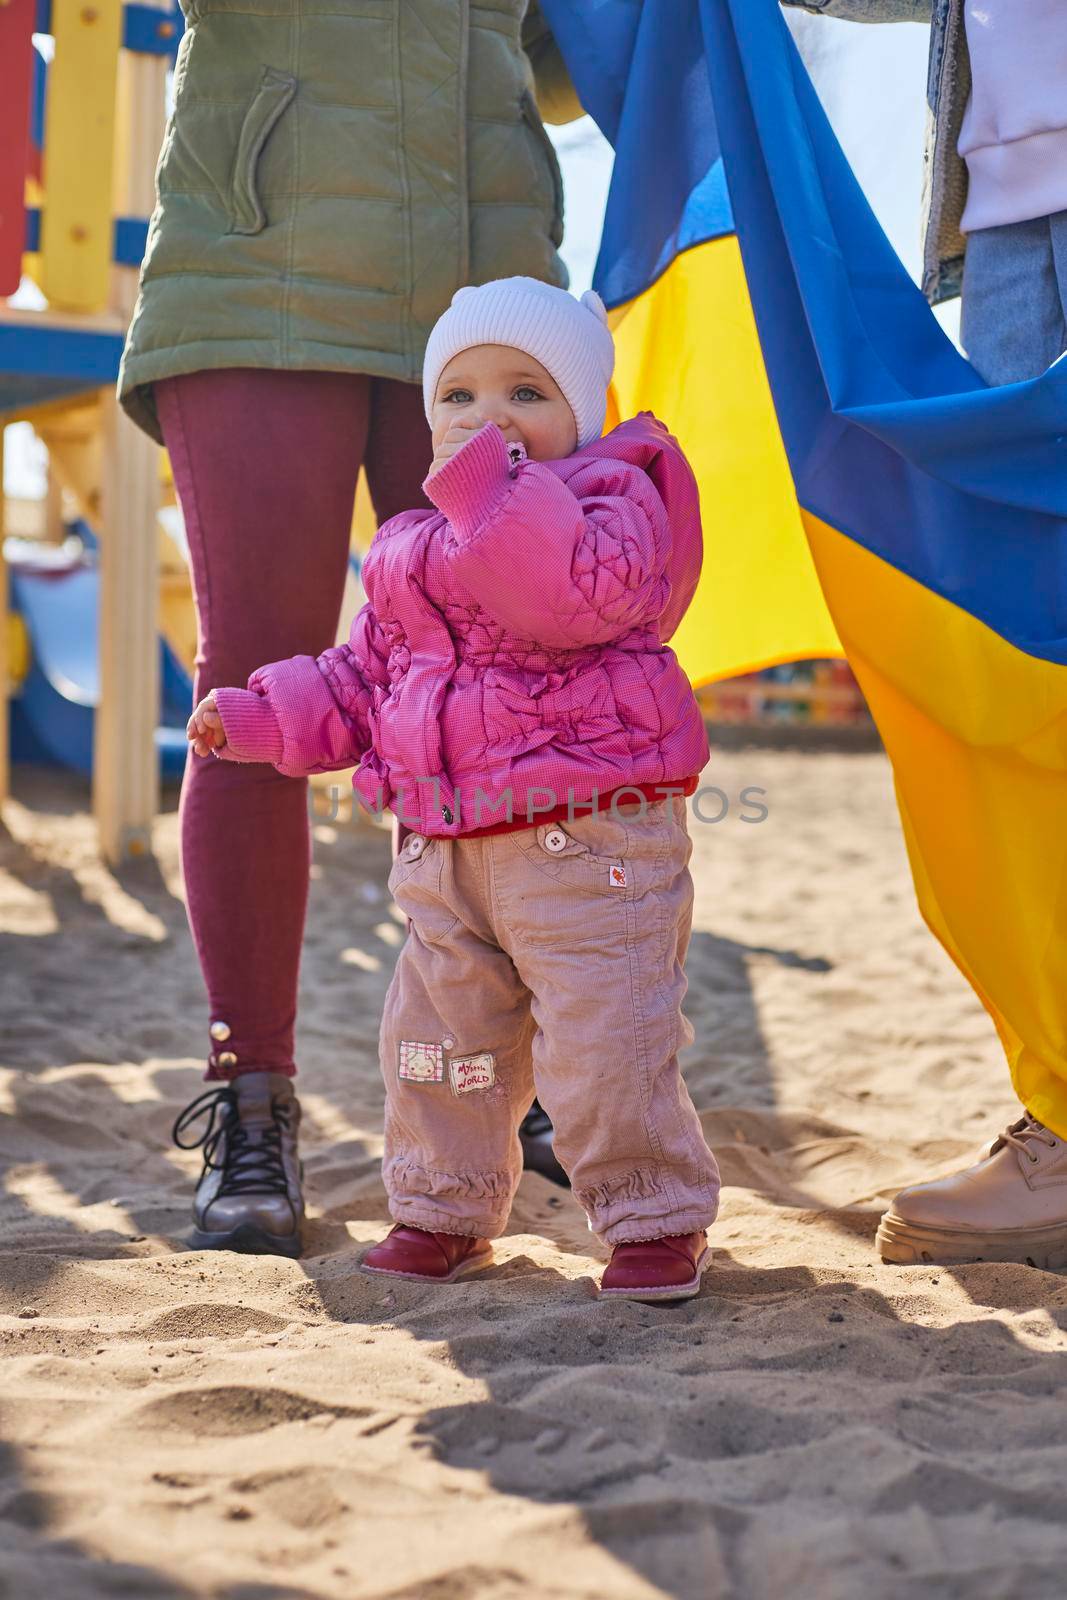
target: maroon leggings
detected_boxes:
[157,369,432,1080]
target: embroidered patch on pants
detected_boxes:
[398,1041,445,1083]
[449,1052,496,1095]
[609,860,628,888]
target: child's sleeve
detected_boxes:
[212,603,390,778]
[427,423,671,651]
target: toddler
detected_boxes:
[187,277,720,1301]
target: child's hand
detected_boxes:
[187,690,227,757]
[427,419,486,479]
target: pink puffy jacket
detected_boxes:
[213,413,710,837]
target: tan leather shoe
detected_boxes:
[877,1114,1067,1267]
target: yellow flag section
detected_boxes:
[806,510,1067,1137]
[607,235,841,687]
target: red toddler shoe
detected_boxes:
[361,1225,493,1283]
[599,1231,711,1302]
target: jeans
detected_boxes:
[961,211,1067,386]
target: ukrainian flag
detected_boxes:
[543,0,1067,1134]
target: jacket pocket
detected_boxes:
[519,88,564,248]
[229,67,297,236]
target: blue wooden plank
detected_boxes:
[123,3,184,56]
[0,320,124,380]
[0,373,103,412]
[113,215,149,266]
[34,3,186,55]
[25,208,149,266]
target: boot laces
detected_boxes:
[172,1086,291,1197]
[996,1114,1059,1165]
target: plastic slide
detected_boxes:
[8,549,193,779]
[7,543,367,780]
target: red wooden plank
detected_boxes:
[0,0,36,297]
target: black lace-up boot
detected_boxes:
[172,1073,304,1258]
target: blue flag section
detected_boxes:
[543,0,1067,1133]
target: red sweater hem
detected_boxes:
[455,775,700,840]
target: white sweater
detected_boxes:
[959,0,1067,233]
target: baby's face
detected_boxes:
[431,344,579,462]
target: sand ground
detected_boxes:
[2,746,1065,1600]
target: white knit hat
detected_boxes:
[422,276,616,450]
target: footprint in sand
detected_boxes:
[132,1385,369,1437]
[133,1304,291,1342]
[227,1467,350,1530]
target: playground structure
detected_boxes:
[0,0,182,863]
[0,5,376,861]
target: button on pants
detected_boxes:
[379,797,720,1245]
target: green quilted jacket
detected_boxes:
[119,0,580,442]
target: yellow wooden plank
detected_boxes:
[40,0,122,313]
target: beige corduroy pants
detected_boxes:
[378,796,720,1245]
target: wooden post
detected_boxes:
[94,394,160,860]
[43,460,65,544]
[92,11,167,863]
[0,0,34,803]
